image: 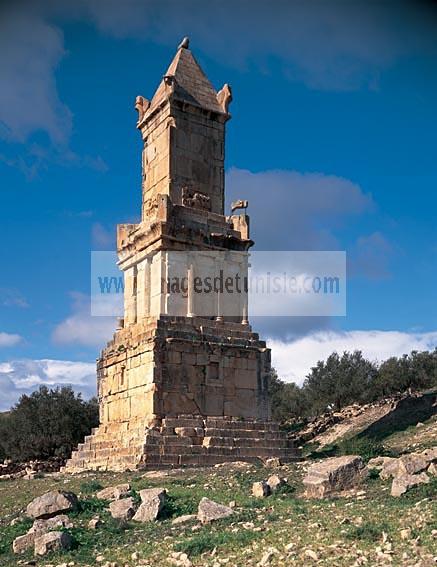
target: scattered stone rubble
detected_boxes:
[288,391,436,449]
[0,457,64,480]
[13,515,73,553]
[369,447,436,496]
[13,492,77,556]
[109,497,136,521]
[252,474,288,497]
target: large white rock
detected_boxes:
[26,491,78,519]
[197,497,234,524]
[133,488,166,522]
[96,483,131,501]
[391,472,430,497]
[34,531,72,556]
[303,455,368,498]
[109,497,136,521]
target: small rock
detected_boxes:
[169,551,192,567]
[304,549,319,561]
[368,456,393,471]
[34,531,72,556]
[264,457,282,468]
[266,474,287,493]
[88,517,103,529]
[252,481,271,498]
[379,458,401,480]
[258,550,274,566]
[109,497,136,521]
[26,491,78,519]
[428,462,437,476]
[197,497,234,524]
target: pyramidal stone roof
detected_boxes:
[149,43,223,114]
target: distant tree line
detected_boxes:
[0,386,99,462]
[270,348,437,422]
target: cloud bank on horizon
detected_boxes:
[0,359,96,411]
[1,330,436,411]
[270,330,437,384]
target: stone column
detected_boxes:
[187,257,195,317]
[160,252,169,316]
[124,265,137,325]
[215,258,223,321]
[136,257,152,320]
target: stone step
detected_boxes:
[203,428,284,439]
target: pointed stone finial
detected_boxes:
[178,36,190,50]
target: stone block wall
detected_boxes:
[97,316,270,425]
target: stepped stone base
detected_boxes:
[63,416,300,473]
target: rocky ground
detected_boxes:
[0,411,435,567]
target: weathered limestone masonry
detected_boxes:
[64,39,298,472]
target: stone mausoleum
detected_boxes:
[65,39,298,472]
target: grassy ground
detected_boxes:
[0,415,436,566]
[0,457,436,567]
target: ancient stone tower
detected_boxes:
[65,39,298,471]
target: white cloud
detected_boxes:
[226,167,373,250]
[0,5,71,144]
[270,330,437,385]
[0,359,96,411]
[52,292,116,347]
[0,332,22,347]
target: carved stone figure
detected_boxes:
[217,83,233,114]
[135,96,150,125]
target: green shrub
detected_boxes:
[0,386,99,461]
[80,480,103,494]
[346,521,389,542]
[174,529,257,556]
[336,437,388,461]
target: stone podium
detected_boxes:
[65,39,298,472]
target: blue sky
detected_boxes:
[0,0,436,408]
